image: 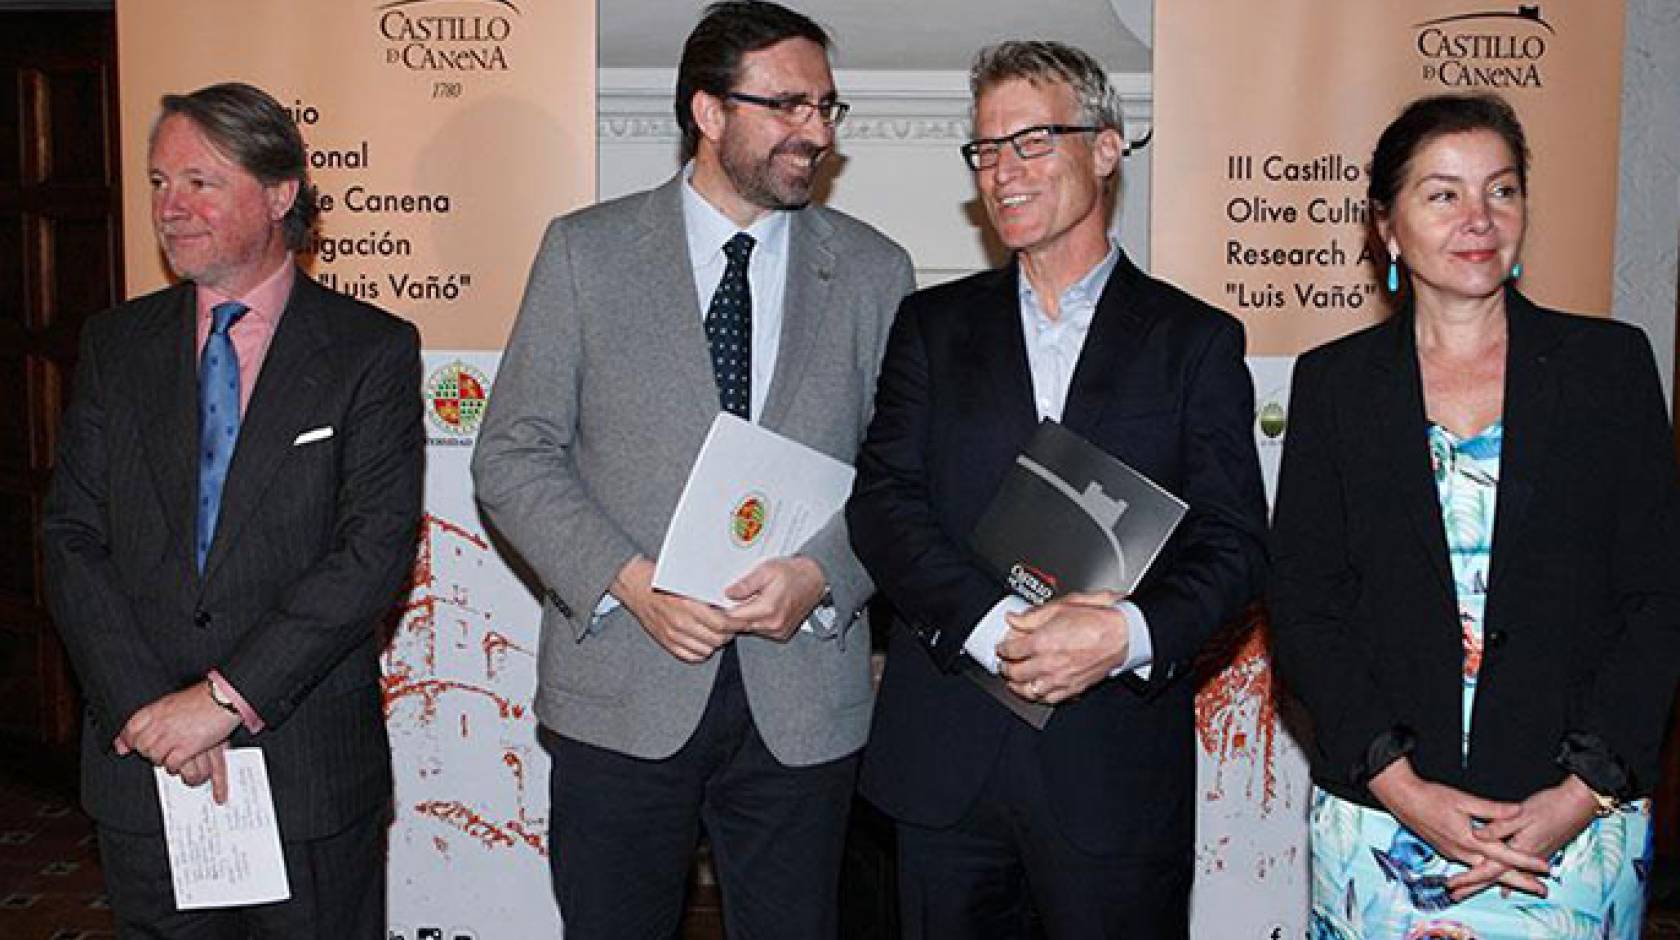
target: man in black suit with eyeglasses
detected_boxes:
[849,41,1268,937]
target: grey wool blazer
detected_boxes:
[472,174,915,766]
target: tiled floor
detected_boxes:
[0,767,113,940]
[1653,863,1680,939]
[1,753,1677,939]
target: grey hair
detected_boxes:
[969,40,1124,135]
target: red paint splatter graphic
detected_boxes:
[1194,612,1282,814]
[415,800,518,850]
[499,750,547,855]
[382,675,527,722]
[385,512,547,858]
[1199,835,1232,874]
[413,513,488,589]
[384,512,521,719]
[482,629,532,679]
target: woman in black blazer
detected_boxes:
[1270,93,1680,937]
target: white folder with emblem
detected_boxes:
[653,412,854,608]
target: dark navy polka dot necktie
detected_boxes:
[197,301,247,571]
[706,232,755,419]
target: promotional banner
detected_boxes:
[118,1,594,935]
[1155,3,1626,936]
[1155,1,1625,356]
[119,0,594,350]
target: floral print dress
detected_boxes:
[1307,421,1652,940]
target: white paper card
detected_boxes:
[654,413,854,607]
[153,747,291,910]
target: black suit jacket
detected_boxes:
[43,271,423,838]
[848,252,1268,856]
[1269,290,1680,807]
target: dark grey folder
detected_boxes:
[966,419,1187,728]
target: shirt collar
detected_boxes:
[680,161,789,268]
[195,259,296,330]
[1017,241,1121,333]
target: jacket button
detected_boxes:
[1487,629,1508,648]
[193,610,212,629]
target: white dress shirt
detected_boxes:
[963,243,1155,679]
[681,163,790,421]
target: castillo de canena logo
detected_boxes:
[729,493,770,549]
[1007,562,1058,606]
[1412,5,1555,89]
[424,361,489,439]
[376,0,518,73]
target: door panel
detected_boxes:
[0,10,121,749]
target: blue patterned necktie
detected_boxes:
[197,301,248,571]
[706,232,755,419]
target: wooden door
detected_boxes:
[0,10,122,750]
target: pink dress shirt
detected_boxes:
[192,260,297,733]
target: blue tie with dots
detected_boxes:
[197,301,248,571]
[706,232,755,419]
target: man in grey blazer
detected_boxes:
[472,2,913,935]
[44,83,422,936]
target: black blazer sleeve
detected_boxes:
[1126,314,1269,684]
[1267,347,1405,782]
[847,293,1010,670]
[1568,328,1680,795]
[43,311,181,742]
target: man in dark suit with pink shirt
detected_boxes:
[44,81,422,937]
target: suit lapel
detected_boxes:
[134,286,202,573]
[633,176,726,429]
[1061,251,1153,437]
[202,273,333,579]
[1487,291,1563,593]
[1367,313,1456,598]
[759,209,835,429]
[967,263,1039,438]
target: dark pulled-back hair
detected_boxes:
[154,82,319,251]
[674,1,831,159]
[1367,92,1530,211]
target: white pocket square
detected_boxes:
[292,426,334,446]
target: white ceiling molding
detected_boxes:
[600,67,1153,148]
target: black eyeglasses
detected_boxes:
[723,91,851,127]
[960,124,1100,170]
